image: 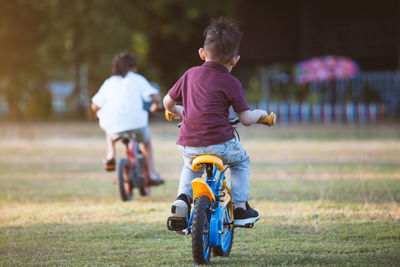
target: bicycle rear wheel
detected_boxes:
[118,159,133,201]
[192,195,211,265]
[137,157,150,196]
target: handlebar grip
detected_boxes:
[165,109,175,121]
[257,112,277,126]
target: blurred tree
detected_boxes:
[44,0,135,118]
[0,0,52,119]
[119,0,238,90]
[0,0,237,119]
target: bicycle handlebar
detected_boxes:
[166,109,277,126]
[165,110,175,121]
[257,112,277,126]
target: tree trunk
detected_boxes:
[5,78,23,120]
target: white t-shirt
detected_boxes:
[92,71,158,134]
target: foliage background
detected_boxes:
[0,0,237,119]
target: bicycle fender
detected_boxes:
[209,209,221,247]
[191,178,216,202]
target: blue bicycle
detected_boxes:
[166,110,276,265]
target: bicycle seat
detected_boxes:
[114,131,137,144]
[192,155,224,172]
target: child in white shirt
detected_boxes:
[91,52,164,185]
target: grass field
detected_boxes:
[1,121,399,266]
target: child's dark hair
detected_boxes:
[111,52,137,77]
[203,18,243,64]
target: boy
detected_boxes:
[92,52,164,185]
[163,18,269,227]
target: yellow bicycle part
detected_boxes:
[219,188,231,208]
[191,178,216,202]
[192,155,224,172]
[257,112,277,126]
[165,109,175,121]
[222,181,233,229]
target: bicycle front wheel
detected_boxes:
[192,195,211,265]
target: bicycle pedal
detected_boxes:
[235,222,254,228]
[167,216,188,231]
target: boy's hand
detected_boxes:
[254,109,269,119]
[170,105,183,120]
[149,102,161,113]
[149,94,163,113]
[173,105,183,119]
[163,94,183,120]
[91,103,100,120]
[238,109,268,126]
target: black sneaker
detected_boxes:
[233,202,259,227]
[167,194,192,232]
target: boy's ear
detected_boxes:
[198,48,206,61]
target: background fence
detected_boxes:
[251,102,385,124]
[307,71,400,116]
[251,70,399,124]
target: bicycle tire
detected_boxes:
[118,159,133,201]
[136,157,150,196]
[212,201,234,257]
[192,195,211,265]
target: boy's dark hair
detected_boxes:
[203,18,243,64]
[111,52,137,77]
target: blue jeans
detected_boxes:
[177,138,250,203]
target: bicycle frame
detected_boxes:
[121,137,149,181]
[117,136,149,201]
[123,138,137,163]
[183,163,234,247]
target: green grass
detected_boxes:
[0,122,399,266]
